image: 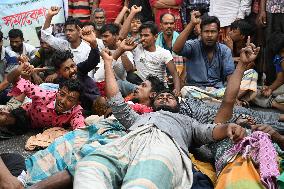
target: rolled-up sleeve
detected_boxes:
[107,92,139,129]
[189,118,216,146]
[177,40,196,59]
[41,26,69,51]
[222,47,235,77]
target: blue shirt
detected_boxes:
[178,39,235,88]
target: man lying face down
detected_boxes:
[0,62,85,132]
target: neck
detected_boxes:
[139,99,151,107]
[203,44,215,52]
[145,44,156,52]
[163,33,173,41]
[70,39,81,49]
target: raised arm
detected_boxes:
[41,7,69,51]
[119,5,142,40]
[114,6,129,25]
[214,38,260,123]
[172,11,201,53]
[103,49,139,129]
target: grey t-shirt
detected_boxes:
[108,92,216,153]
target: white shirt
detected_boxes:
[6,42,37,59]
[41,26,91,64]
[209,0,252,27]
[132,45,173,82]
[94,50,134,82]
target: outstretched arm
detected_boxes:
[172,11,201,54]
[214,37,260,123]
[0,157,23,189]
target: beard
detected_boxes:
[153,104,179,113]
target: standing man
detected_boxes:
[41,7,91,65]
[7,29,36,60]
[156,13,185,75]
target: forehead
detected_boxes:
[202,23,218,31]
[59,86,80,98]
[141,28,153,35]
[132,19,142,23]
[141,80,152,88]
[156,92,175,98]
[161,14,175,23]
[60,58,75,68]
[10,37,22,41]
[102,31,113,36]
[94,12,105,17]
[65,24,77,30]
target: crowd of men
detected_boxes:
[0,0,284,188]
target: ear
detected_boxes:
[149,92,157,99]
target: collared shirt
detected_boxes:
[0,47,18,82]
[108,92,216,153]
[209,0,252,27]
[266,0,284,13]
[177,39,235,88]
[41,26,91,64]
[9,78,85,130]
[6,42,37,60]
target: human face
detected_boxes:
[65,24,80,43]
[229,28,244,42]
[130,19,142,33]
[153,92,178,112]
[201,23,219,47]
[58,58,77,79]
[92,12,105,30]
[140,28,156,50]
[101,31,117,49]
[9,37,24,53]
[40,39,53,54]
[160,14,175,36]
[133,80,153,103]
[55,86,80,113]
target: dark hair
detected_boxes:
[230,19,254,37]
[82,22,96,28]
[139,21,158,35]
[0,31,3,41]
[8,29,23,39]
[100,23,120,35]
[133,13,143,22]
[65,16,82,28]
[52,50,74,70]
[146,75,166,93]
[200,16,220,31]
[59,79,83,97]
[153,89,180,112]
[268,32,284,55]
[160,13,175,23]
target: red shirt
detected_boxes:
[9,78,85,130]
[99,0,123,23]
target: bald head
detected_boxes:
[160,13,175,36]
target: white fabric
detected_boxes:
[94,50,134,82]
[132,44,173,82]
[6,42,37,59]
[41,26,91,64]
[209,0,252,27]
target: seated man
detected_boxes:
[173,12,257,102]
[0,31,18,105]
[118,6,180,95]
[0,62,85,131]
[30,31,56,85]
[73,49,245,189]
[252,32,284,111]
